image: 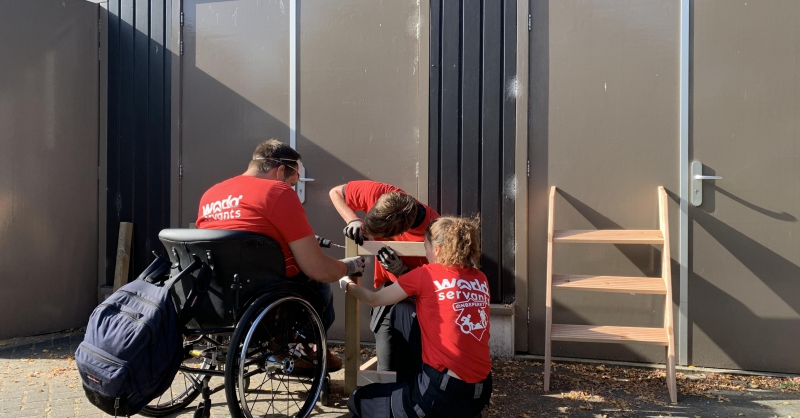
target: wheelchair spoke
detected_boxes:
[231,296,325,418]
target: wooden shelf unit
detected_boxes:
[544,186,677,403]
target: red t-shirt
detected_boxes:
[345,180,440,287]
[196,175,314,277]
[397,264,491,383]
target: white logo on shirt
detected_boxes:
[434,277,490,341]
[201,195,243,221]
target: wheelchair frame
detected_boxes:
[141,229,331,418]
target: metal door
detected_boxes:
[690,1,800,373]
[0,0,99,338]
[177,0,422,340]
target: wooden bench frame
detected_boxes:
[344,240,427,394]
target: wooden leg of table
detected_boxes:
[344,238,361,395]
[344,290,360,395]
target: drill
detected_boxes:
[315,235,345,249]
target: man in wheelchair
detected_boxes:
[195,139,365,372]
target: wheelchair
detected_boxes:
[138,229,332,418]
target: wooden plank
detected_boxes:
[357,370,397,386]
[359,356,379,371]
[113,222,134,291]
[553,229,664,244]
[659,186,677,402]
[344,237,361,395]
[357,241,426,257]
[544,186,556,392]
[551,275,667,294]
[460,0,480,217]
[551,324,669,345]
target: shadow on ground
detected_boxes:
[487,358,800,418]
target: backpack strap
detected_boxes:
[177,262,213,327]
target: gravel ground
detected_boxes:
[2,330,799,417]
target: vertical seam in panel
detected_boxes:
[290,0,297,149]
[678,0,690,367]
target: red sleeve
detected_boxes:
[396,265,425,297]
[269,187,315,243]
[344,180,404,212]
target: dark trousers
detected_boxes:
[348,363,492,418]
[290,273,334,331]
[372,296,422,383]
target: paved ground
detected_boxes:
[2,330,800,417]
[0,330,349,418]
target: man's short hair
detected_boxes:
[249,139,302,173]
[363,192,418,238]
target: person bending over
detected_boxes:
[197,139,365,371]
[340,217,492,418]
[330,181,440,382]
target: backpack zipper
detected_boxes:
[98,303,156,346]
[79,343,126,368]
[117,290,165,319]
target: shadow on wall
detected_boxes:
[689,204,800,374]
[110,0,422,342]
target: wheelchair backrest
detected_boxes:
[158,229,286,329]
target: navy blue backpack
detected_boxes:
[76,254,210,416]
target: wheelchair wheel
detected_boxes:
[225,294,327,418]
[139,337,218,417]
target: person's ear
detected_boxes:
[433,245,442,258]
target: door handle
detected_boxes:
[690,161,720,207]
[294,168,314,204]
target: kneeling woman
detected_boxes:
[339,217,492,418]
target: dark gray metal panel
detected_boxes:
[298,0,422,341]
[0,0,99,338]
[133,0,151,272]
[480,0,503,299]
[428,1,442,212]
[691,0,800,373]
[499,0,516,305]
[106,0,172,285]
[428,0,442,211]
[528,0,680,362]
[439,0,461,216]
[429,0,516,304]
[459,0,481,217]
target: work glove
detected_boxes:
[343,219,364,246]
[341,256,366,277]
[377,246,408,277]
[339,277,353,292]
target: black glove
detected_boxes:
[377,246,408,277]
[343,219,364,246]
[315,235,332,248]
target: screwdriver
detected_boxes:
[316,235,346,249]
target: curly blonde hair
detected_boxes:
[425,216,481,268]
